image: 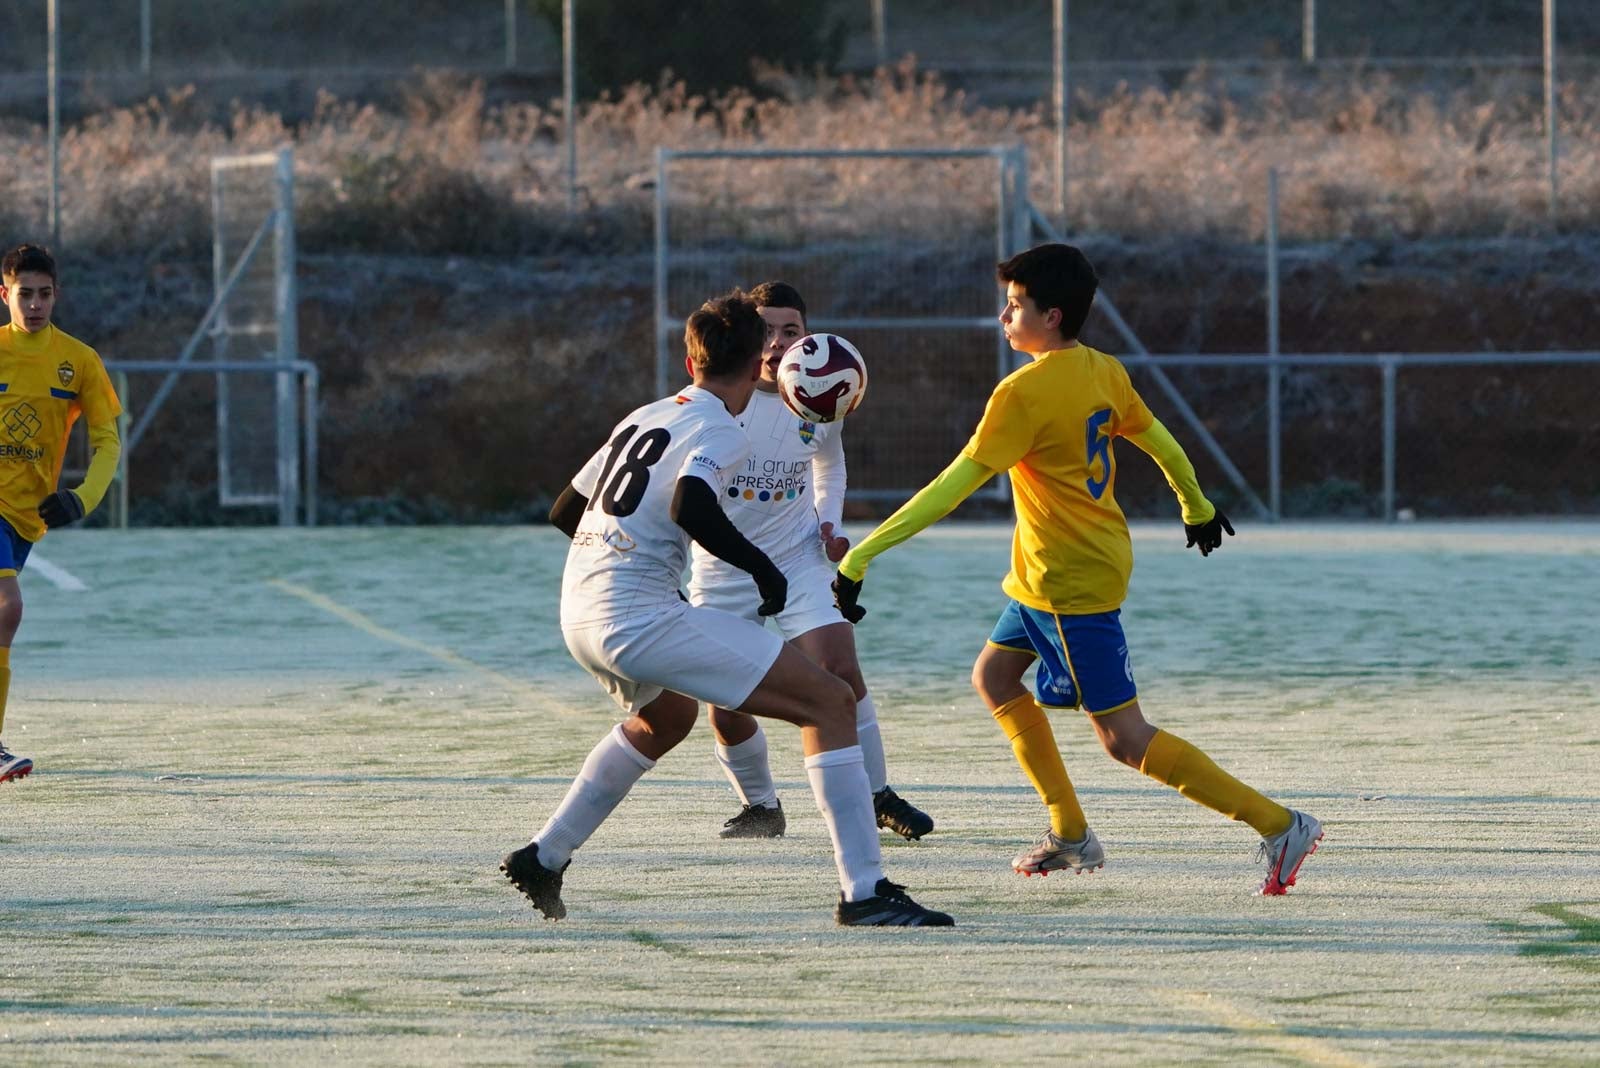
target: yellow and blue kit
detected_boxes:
[0,322,123,566]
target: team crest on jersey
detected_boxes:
[57,361,75,387]
[797,419,815,444]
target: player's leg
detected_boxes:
[690,573,784,835]
[1079,618,1321,894]
[0,551,32,783]
[707,704,786,838]
[502,687,696,919]
[791,618,933,840]
[973,604,1090,856]
[738,645,951,925]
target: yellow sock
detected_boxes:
[1140,729,1292,837]
[0,646,10,737]
[992,693,1087,839]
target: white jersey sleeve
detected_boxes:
[560,386,751,628]
[571,442,607,499]
[811,420,846,534]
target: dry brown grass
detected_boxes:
[2,61,1595,260]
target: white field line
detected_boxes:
[266,578,555,707]
[26,554,88,591]
[1164,988,1372,1068]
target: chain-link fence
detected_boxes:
[2,2,1595,520]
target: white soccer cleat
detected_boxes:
[1012,827,1105,877]
[1257,809,1323,895]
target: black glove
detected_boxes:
[1184,509,1235,556]
[38,489,85,528]
[831,571,866,624]
[754,565,787,618]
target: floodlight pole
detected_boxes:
[141,0,152,75]
[48,0,60,249]
[1544,0,1558,222]
[1302,0,1316,63]
[1053,0,1068,230]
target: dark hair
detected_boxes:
[2,244,57,284]
[749,280,807,325]
[996,243,1097,340]
[685,289,765,378]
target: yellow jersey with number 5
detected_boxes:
[0,323,123,542]
[960,343,1153,615]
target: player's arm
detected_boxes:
[548,483,588,539]
[39,419,121,528]
[812,425,848,561]
[1124,417,1233,555]
[670,476,787,616]
[831,455,995,621]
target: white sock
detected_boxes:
[534,724,655,868]
[804,745,883,902]
[855,692,888,794]
[714,724,779,808]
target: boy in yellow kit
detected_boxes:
[833,243,1322,895]
[0,245,123,784]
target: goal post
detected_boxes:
[211,148,300,524]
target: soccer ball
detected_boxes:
[776,333,868,423]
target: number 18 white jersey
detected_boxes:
[560,385,750,628]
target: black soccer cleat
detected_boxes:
[835,879,954,927]
[873,786,934,840]
[500,841,569,920]
[719,800,786,839]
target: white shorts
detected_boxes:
[562,600,784,715]
[688,550,844,641]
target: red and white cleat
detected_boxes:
[1258,810,1323,895]
[0,743,32,784]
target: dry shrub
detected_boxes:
[8,61,1595,260]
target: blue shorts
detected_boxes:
[0,517,32,578]
[987,601,1137,715]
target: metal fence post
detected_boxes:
[1267,167,1282,521]
[505,0,517,68]
[1381,357,1397,521]
[48,0,60,249]
[1545,0,1559,222]
[1053,0,1069,230]
[563,0,577,212]
[302,365,319,526]
[141,0,152,75]
[871,0,888,68]
[654,148,670,400]
[274,148,300,526]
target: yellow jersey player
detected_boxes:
[0,244,123,784]
[833,243,1322,896]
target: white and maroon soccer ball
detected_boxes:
[775,333,868,424]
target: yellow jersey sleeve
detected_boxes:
[837,455,995,581]
[1124,417,1213,525]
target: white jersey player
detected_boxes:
[500,290,952,928]
[687,282,934,842]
